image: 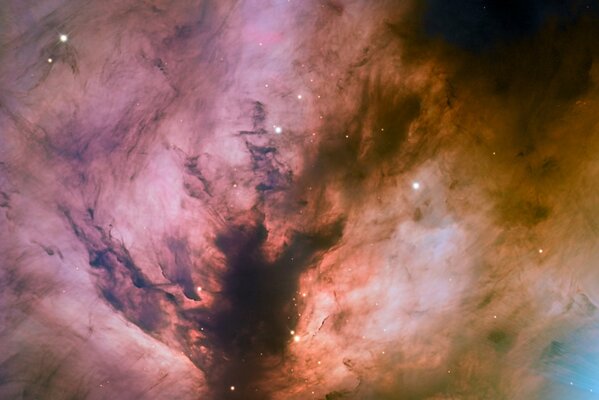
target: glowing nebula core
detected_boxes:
[1,1,598,399]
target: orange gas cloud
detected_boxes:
[0,1,598,399]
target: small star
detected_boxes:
[47,58,53,63]
[412,182,420,190]
[274,126,282,134]
[59,34,68,42]
[230,386,235,391]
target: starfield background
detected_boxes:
[0,1,598,399]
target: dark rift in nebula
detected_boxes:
[1,0,599,399]
[62,201,344,398]
[209,220,344,398]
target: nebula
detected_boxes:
[1,1,598,399]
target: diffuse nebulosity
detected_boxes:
[0,0,598,399]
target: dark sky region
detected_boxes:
[0,1,598,399]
